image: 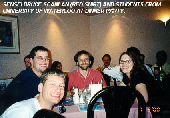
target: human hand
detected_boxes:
[96,66,104,71]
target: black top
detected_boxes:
[122,70,147,89]
[3,67,40,108]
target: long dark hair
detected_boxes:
[119,52,152,86]
[119,52,144,85]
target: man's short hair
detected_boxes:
[40,68,65,85]
[30,46,48,59]
[102,54,111,60]
[74,50,92,62]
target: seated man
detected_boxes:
[96,54,113,71]
[1,68,65,118]
[0,46,49,115]
[152,50,170,75]
[67,50,107,96]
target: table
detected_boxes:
[53,103,152,118]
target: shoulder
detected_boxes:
[68,69,78,76]
[151,64,157,69]
[1,98,39,118]
[16,67,35,78]
[131,71,146,84]
[132,70,145,78]
[89,68,102,75]
[164,63,170,67]
[89,68,99,73]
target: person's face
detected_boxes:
[78,54,90,70]
[119,54,134,75]
[30,51,49,75]
[102,56,111,68]
[24,58,31,68]
[56,63,62,71]
[38,75,65,106]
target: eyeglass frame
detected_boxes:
[78,58,90,62]
[119,60,133,64]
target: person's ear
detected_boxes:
[38,83,43,93]
[29,58,33,65]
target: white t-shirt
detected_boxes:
[0,97,41,118]
[103,65,123,81]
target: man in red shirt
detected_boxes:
[67,50,107,96]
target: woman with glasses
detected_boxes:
[119,52,149,103]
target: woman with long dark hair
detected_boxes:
[119,52,148,103]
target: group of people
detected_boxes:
[0,46,65,118]
[0,45,169,118]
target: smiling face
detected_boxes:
[30,50,49,76]
[38,75,65,108]
[77,54,91,70]
[119,54,134,77]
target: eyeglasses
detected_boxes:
[78,58,89,62]
[120,60,132,64]
[36,56,50,61]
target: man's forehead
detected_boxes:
[78,54,89,58]
[103,56,110,60]
[46,74,64,80]
[35,50,48,55]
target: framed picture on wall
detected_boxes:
[0,14,19,54]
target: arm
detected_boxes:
[135,83,148,103]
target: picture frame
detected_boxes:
[0,14,19,54]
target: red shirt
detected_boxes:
[67,68,107,90]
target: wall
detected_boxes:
[0,12,91,78]
[90,4,170,69]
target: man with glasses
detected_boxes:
[67,50,107,96]
[0,46,49,115]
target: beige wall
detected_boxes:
[90,5,170,69]
[0,13,91,78]
[0,3,170,78]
